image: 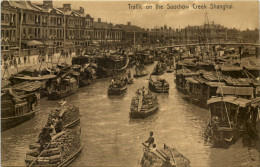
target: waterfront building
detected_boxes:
[93,18,122,48]
[115,22,148,48]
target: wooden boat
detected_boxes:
[72,55,97,87]
[134,64,148,78]
[48,71,80,100]
[25,105,82,167]
[152,62,166,75]
[127,78,134,84]
[25,126,82,167]
[1,89,38,131]
[129,90,158,119]
[108,79,127,95]
[205,96,251,146]
[71,64,97,87]
[149,78,169,93]
[95,52,129,78]
[141,143,190,167]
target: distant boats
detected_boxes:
[149,78,169,93]
[107,78,127,95]
[134,64,149,78]
[152,62,167,75]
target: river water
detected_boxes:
[1,63,259,167]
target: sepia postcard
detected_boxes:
[1,0,260,166]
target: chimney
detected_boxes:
[43,0,53,8]
[63,4,71,11]
[79,7,84,14]
[98,18,101,23]
[127,22,131,26]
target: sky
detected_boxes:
[38,1,259,30]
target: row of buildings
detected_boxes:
[1,0,259,58]
[1,0,147,57]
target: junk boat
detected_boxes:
[108,78,127,95]
[48,70,80,100]
[95,51,129,78]
[25,105,82,166]
[72,55,97,87]
[205,96,252,146]
[141,143,190,167]
[134,63,148,78]
[149,77,169,93]
[1,89,39,131]
[129,88,158,118]
[152,62,167,75]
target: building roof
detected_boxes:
[115,24,146,33]
[8,1,40,11]
[94,21,114,29]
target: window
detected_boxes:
[1,13,4,21]
[5,30,9,39]
[29,14,33,21]
[28,27,32,35]
[5,14,9,23]
[23,27,26,36]
[1,30,4,38]
[13,30,15,40]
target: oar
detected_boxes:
[142,143,166,162]
[27,143,51,167]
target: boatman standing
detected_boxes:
[145,131,155,148]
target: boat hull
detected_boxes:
[108,86,127,95]
[130,106,158,119]
[48,88,78,100]
[149,82,169,93]
[1,110,36,132]
[134,73,148,78]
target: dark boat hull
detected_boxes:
[134,73,148,78]
[79,78,95,87]
[108,86,127,95]
[1,110,37,132]
[48,88,78,100]
[149,82,169,93]
[130,106,158,119]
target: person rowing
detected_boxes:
[145,131,155,148]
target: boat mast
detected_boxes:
[19,9,23,66]
[64,11,66,62]
[134,31,136,50]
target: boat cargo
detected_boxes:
[130,89,158,118]
[108,78,127,95]
[48,71,79,100]
[25,105,82,166]
[149,78,169,93]
[141,143,190,167]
